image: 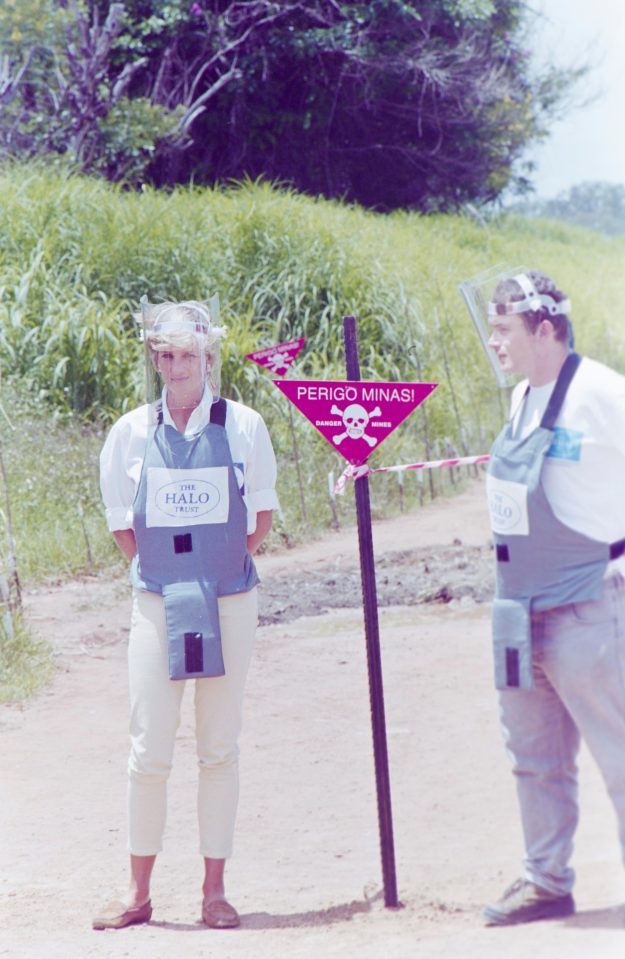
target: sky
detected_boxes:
[526,0,625,198]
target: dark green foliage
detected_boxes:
[0,1,584,209]
[0,1,185,184]
[166,0,540,208]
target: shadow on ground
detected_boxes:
[149,890,386,932]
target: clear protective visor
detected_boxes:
[458,265,572,388]
[138,294,226,405]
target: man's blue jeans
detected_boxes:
[499,574,625,895]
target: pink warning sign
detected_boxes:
[246,338,306,376]
[273,379,437,466]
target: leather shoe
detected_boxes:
[484,879,574,926]
[92,899,152,930]
[202,897,240,929]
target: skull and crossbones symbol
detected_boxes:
[331,403,382,447]
[264,351,292,375]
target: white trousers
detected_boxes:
[499,574,625,895]
[127,586,258,858]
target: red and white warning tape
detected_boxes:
[334,454,490,495]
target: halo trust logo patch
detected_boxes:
[156,478,221,518]
[486,476,529,535]
[146,466,230,527]
[488,489,520,530]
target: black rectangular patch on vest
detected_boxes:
[184,632,204,673]
[496,544,510,563]
[174,533,193,554]
[505,647,520,687]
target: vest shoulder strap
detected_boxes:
[210,397,227,427]
[540,352,581,431]
[610,538,625,560]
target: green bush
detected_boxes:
[0,610,55,704]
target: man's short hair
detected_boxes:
[493,271,570,343]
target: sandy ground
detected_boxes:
[3,476,625,958]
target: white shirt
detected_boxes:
[509,356,625,544]
[99,387,280,534]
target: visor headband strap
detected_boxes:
[487,273,571,317]
[153,302,212,334]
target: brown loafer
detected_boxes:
[92,899,152,930]
[202,897,240,929]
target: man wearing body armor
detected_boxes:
[462,268,625,925]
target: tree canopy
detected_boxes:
[0,0,584,211]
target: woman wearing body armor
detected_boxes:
[95,298,279,930]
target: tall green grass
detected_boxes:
[2,162,625,701]
[0,161,624,586]
[0,611,55,704]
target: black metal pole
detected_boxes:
[343,315,399,908]
[287,401,308,525]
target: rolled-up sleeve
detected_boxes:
[99,417,138,532]
[243,414,280,531]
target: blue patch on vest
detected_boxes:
[547,427,583,461]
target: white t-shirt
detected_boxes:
[99,387,280,534]
[508,356,625,544]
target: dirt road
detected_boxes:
[3,478,625,958]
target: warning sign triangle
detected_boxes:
[273,379,437,466]
[246,338,306,377]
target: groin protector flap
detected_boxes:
[162,580,225,680]
[492,597,533,690]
